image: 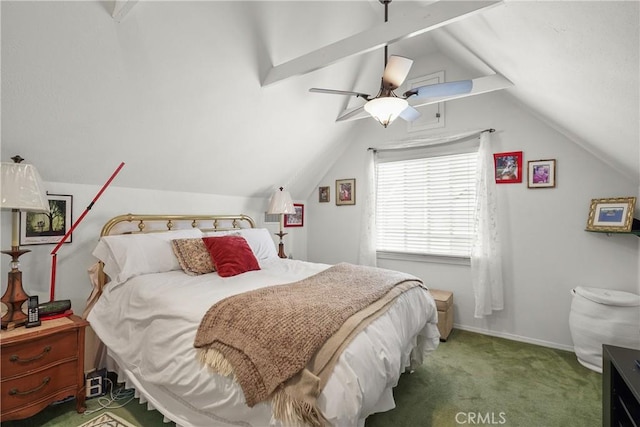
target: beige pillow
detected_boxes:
[171,238,215,276]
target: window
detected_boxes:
[375,144,478,259]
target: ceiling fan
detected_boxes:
[309,0,474,128]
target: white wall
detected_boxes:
[306,54,640,350]
[0,183,279,315]
[1,2,636,353]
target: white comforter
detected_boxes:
[88,258,439,427]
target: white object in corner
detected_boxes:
[569,286,640,373]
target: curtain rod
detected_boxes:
[368,128,496,152]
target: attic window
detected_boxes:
[375,145,478,259]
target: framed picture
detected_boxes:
[20,194,73,245]
[319,186,330,203]
[528,159,556,188]
[284,203,304,227]
[586,197,636,232]
[493,151,523,184]
[336,179,356,206]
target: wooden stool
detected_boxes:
[430,289,453,341]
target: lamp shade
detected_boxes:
[364,97,409,128]
[1,160,49,212]
[267,187,295,214]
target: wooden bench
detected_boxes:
[429,289,453,341]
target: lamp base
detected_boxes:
[275,231,288,259]
[1,248,31,330]
[1,270,29,329]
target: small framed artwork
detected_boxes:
[527,159,556,188]
[336,179,356,206]
[586,197,636,232]
[284,203,304,227]
[319,186,330,203]
[493,151,523,184]
[20,194,73,245]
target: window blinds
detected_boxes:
[376,151,477,257]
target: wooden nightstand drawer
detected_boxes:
[1,330,78,377]
[0,315,88,422]
[1,360,78,414]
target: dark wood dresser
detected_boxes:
[1,315,88,422]
[603,344,640,427]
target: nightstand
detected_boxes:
[1,315,88,422]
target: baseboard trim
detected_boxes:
[453,324,575,353]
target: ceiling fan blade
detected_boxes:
[309,88,371,99]
[399,105,421,122]
[335,74,513,123]
[382,55,413,89]
[336,105,368,122]
[406,74,514,108]
[404,79,473,99]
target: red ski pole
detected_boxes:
[49,162,125,302]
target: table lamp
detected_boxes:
[267,187,295,258]
[1,155,50,329]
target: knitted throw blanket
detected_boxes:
[194,263,424,426]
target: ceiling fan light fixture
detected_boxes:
[364,97,408,128]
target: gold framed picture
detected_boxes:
[336,179,355,206]
[319,186,330,203]
[585,197,636,232]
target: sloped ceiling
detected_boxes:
[434,0,639,184]
[1,1,638,201]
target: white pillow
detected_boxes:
[93,228,203,283]
[237,228,278,260]
[200,229,239,237]
[92,240,120,282]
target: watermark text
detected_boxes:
[455,412,507,425]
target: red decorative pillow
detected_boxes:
[202,236,260,277]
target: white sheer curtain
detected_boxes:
[358,149,377,266]
[359,129,504,316]
[471,131,504,318]
[358,129,485,267]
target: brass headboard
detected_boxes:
[85,213,256,319]
[100,213,256,236]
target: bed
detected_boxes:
[86,213,440,427]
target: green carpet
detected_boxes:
[366,329,601,427]
[2,330,600,427]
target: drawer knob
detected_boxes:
[9,376,51,396]
[9,345,52,363]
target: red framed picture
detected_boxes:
[493,151,523,183]
[284,203,304,227]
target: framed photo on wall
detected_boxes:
[493,151,523,184]
[336,179,356,206]
[527,159,556,188]
[319,186,330,203]
[585,197,636,232]
[20,194,73,245]
[284,203,304,227]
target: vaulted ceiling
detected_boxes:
[2,1,638,199]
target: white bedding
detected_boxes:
[88,258,440,427]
